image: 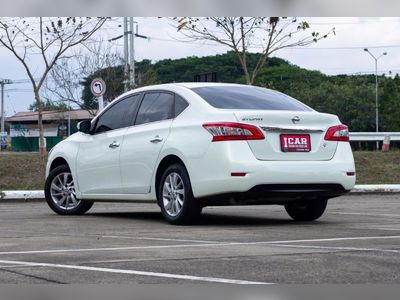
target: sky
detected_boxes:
[1,17,400,116]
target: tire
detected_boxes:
[45,165,93,215]
[284,199,328,221]
[158,163,202,225]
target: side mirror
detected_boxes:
[77,120,92,134]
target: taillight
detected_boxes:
[203,122,265,142]
[324,125,349,142]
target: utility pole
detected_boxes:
[108,17,149,92]
[123,17,129,92]
[109,18,147,90]
[363,48,387,151]
[0,79,12,134]
[129,17,135,88]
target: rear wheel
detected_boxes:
[45,165,93,215]
[158,163,202,225]
[284,199,328,221]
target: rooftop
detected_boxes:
[6,109,96,123]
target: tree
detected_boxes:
[174,17,335,85]
[80,65,125,110]
[80,59,160,107]
[28,99,70,112]
[0,17,107,164]
[380,75,400,131]
[44,42,122,115]
[80,51,400,138]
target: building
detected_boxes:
[6,109,95,152]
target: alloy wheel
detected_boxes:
[50,172,80,210]
[162,172,185,217]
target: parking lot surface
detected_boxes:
[0,194,399,283]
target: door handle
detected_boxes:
[150,136,163,143]
[109,141,120,149]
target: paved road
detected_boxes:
[0,194,399,283]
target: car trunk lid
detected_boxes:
[234,110,340,161]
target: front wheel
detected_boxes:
[158,163,202,225]
[284,199,328,221]
[45,165,93,215]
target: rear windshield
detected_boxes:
[191,86,311,111]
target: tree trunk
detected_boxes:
[34,89,47,168]
[235,51,251,85]
[245,71,252,85]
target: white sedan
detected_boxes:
[45,83,355,224]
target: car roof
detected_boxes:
[173,82,246,88]
[131,82,250,92]
[115,82,281,109]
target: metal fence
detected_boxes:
[350,132,400,141]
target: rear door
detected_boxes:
[120,91,175,194]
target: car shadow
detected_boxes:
[85,210,328,227]
[87,211,164,222]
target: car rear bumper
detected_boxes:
[198,183,349,206]
[187,141,356,199]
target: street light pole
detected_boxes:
[0,79,12,134]
[363,48,387,151]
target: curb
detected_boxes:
[351,184,400,194]
[1,185,400,201]
[0,191,45,201]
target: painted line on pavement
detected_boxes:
[101,235,220,244]
[269,244,400,254]
[0,259,270,284]
[331,211,400,218]
[0,235,399,256]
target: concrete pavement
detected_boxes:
[0,194,399,283]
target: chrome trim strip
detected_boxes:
[260,126,324,133]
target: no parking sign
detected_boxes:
[90,78,106,111]
[90,78,106,97]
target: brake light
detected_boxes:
[324,125,349,142]
[203,122,265,142]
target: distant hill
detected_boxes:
[81,51,400,133]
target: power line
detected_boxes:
[307,18,400,25]
[108,34,400,51]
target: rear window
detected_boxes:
[191,86,311,111]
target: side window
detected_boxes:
[122,94,142,126]
[135,92,174,125]
[94,94,141,133]
[174,94,189,117]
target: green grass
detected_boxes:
[0,151,399,190]
[0,153,45,190]
[353,150,400,184]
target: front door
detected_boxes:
[77,128,126,194]
[76,94,141,195]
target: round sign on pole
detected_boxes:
[90,78,106,97]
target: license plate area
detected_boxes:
[280,134,311,152]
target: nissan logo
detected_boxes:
[291,116,300,124]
